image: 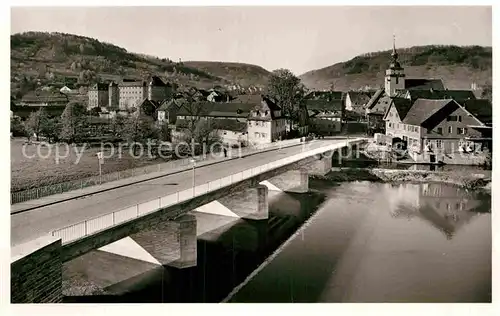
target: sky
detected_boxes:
[10,6,492,75]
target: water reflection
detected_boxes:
[389,183,489,239]
[64,190,326,303]
[227,181,491,303]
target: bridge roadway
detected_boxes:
[11,139,350,246]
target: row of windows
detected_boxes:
[435,126,468,135]
[388,122,419,132]
[249,120,284,127]
[407,137,420,147]
[121,91,144,95]
[249,121,268,127]
[425,139,443,149]
[254,132,267,138]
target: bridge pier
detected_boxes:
[131,214,197,269]
[11,235,63,303]
[219,184,269,220]
[262,168,309,193]
[308,152,333,176]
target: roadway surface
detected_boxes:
[11,139,348,246]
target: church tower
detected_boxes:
[385,35,405,97]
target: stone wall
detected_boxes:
[11,235,63,303]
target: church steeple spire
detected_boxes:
[385,33,405,96]
[392,35,398,58]
[389,34,401,69]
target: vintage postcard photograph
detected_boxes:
[7,4,493,307]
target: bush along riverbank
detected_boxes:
[312,167,492,192]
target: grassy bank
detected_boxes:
[313,167,492,191]
[10,139,168,192]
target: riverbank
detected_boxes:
[314,167,492,192]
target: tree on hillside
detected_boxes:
[481,84,492,101]
[60,101,87,143]
[266,69,308,128]
[18,75,37,97]
[25,108,50,141]
[78,69,97,84]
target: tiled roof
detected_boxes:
[21,91,69,104]
[305,99,343,112]
[305,91,343,101]
[391,98,413,120]
[368,95,392,115]
[139,99,161,107]
[177,102,254,118]
[119,81,146,87]
[248,97,282,120]
[366,89,385,110]
[231,94,263,104]
[407,89,476,101]
[158,99,184,111]
[461,99,492,125]
[402,99,454,126]
[347,91,373,105]
[261,96,281,112]
[405,79,445,90]
[176,118,247,132]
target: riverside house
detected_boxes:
[383,98,492,165]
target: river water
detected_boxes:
[64,179,491,303]
[227,180,492,303]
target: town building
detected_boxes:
[306,99,343,135]
[383,98,492,164]
[157,99,186,125]
[206,88,234,102]
[13,91,68,118]
[136,99,161,118]
[305,91,343,101]
[108,76,173,110]
[365,38,459,133]
[87,83,109,109]
[173,95,286,147]
[19,91,69,107]
[60,86,73,94]
[345,91,374,113]
[247,97,286,145]
[108,82,119,109]
[403,89,476,101]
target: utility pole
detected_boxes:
[190,158,196,195]
[97,151,104,184]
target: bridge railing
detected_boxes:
[12,138,303,204]
[51,139,364,245]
